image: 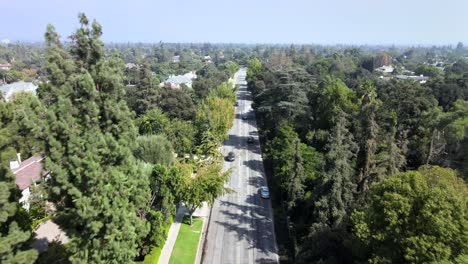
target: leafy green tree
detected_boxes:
[158,88,196,121]
[414,64,441,78]
[133,135,174,166]
[148,164,184,218]
[136,109,170,135]
[197,94,235,143]
[180,162,231,225]
[377,80,438,167]
[306,75,357,149]
[266,125,321,211]
[138,164,184,254]
[352,166,467,263]
[436,99,468,178]
[136,110,195,155]
[39,15,150,263]
[165,119,196,155]
[246,57,263,81]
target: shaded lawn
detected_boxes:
[137,218,172,264]
[141,245,163,264]
[169,216,203,264]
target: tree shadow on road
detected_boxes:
[215,194,278,258]
[243,159,265,174]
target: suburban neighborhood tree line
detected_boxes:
[0,14,237,263]
[0,13,467,264]
[246,45,468,263]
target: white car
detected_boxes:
[260,186,270,199]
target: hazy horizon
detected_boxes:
[1,0,467,46]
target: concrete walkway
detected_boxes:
[194,203,210,264]
[158,205,186,264]
[31,220,69,253]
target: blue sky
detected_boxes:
[1,0,467,45]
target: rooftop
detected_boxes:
[0,81,38,101]
[166,75,192,84]
[12,155,46,190]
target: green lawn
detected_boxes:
[137,218,172,264]
[169,216,204,264]
[141,245,163,264]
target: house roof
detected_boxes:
[166,75,192,84]
[0,81,38,101]
[12,155,46,190]
[396,75,430,81]
[125,63,137,69]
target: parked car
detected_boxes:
[247,136,254,144]
[260,186,270,199]
[234,101,239,106]
[242,115,247,120]
[226,151,235,162]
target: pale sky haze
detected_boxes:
[0,0,467,45]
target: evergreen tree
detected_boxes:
[0,171,38,264]
[133,62,159,115]
[298,112,357,264]
[266,125,309,211]
[39,14,150,263]
[313,111,357,230]
[133,135,174,166]
[356,82,381,192]
[376,114,406,177]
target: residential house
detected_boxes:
[160,71,197,89]
[125,63,138,69]
[172,55,181,63]
[10,154,48,211]
[0,63,12,70]
[0,81,38,101]
[375,65,394,73]
[11,154,69,253]
[396,74,430,84]
[204,55,212,64]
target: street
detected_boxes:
[202,68,279,264]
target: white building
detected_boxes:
[375,65,394,73]
[0,63,12,70]
[160,71,197,89]
[11,154,47,211]
[0,81,38,101]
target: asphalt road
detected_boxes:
[202,68,279,264]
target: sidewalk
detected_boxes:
[158,205,186,264]
[194,202,210,264]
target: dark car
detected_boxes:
[234,101,239,106]
[226,151,235,162]
[241,115,247,120]
[247,136,254,144]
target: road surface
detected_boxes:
[202,68,279,264]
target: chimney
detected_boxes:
[17,153,21,163]
[10,160,19,170]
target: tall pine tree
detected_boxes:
[313,111,357,230]
[356,82,381,192]
[38,14,150,263]
[298,111,357,264]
